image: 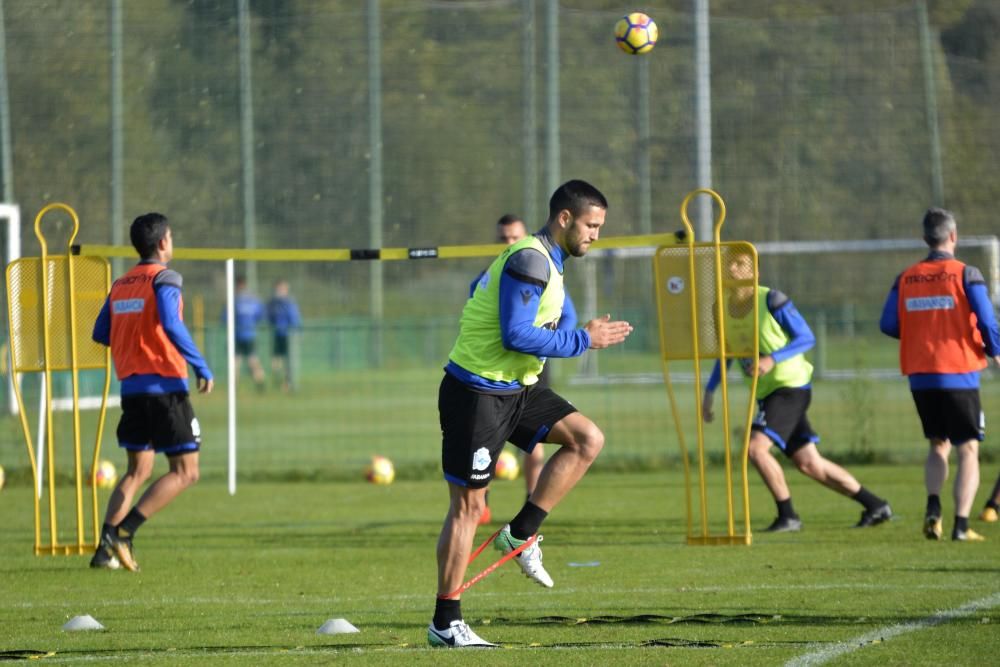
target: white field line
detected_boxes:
[785,591,1000,667]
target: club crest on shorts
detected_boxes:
[472,447,492,472]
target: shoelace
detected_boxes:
[520,535,544,560]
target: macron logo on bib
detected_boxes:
[112,298,145,314]
[905,296,954,312]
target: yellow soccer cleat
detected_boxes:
[952,528,987,542]
[923,516,943,541]
[979,507,998,523]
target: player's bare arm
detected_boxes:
[701,391,714,423]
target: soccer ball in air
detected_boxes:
[494,451,520,481]
[90,460,118,489]
[365,455,395,485]
[614,12,658,55]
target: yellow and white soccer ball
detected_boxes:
[365,455,395,485]
[614,12,658,55]
[494,450,520,481]
[90,460,118,489]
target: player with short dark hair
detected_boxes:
[470,214,579,526]
[90,212,213,571]
[880,207,1000,541]
[429,180,631,648]
[703,250,892,532]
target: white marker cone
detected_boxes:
[316,618,359,635]
[62,615,105,631]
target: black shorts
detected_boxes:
[751,387,818,457]
[236,339,255,356]
[534,362,552,391]
[117,392,201,456]
[273,334,289,358]
[438,372,577,488]
[911,389,984,444]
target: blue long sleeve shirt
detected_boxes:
[880,251,1000,390]
[448,231,590,391]
[93,269,212,396]
[223,292,265,342]
[267,296,302,336]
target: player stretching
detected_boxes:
[429,181,632,648]
[702,250,892,532]
[880,207,1000,541]
[90,213,214,571]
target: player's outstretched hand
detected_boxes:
[198,377,214,394]
[585,314,633,349]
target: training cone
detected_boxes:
[316,618,359,635]
[62,615,105,631]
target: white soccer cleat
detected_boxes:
[427,620,497,648]
[495,524,554,588]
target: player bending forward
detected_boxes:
[702,250,892,533]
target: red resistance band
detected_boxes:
[438,529,538,600]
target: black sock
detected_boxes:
[926,494,942,518]
[509,501,548,541]
[101,522,116,541]
[433,597,461,630]
[776,498,798,519]
[954,515,969,533]
[851,487,884,512]
[117,508,147,538]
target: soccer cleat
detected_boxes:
[763,516,802,533]
[855,503,893,528]
[106,533,140,572]
[952,528,986,542]
[495,524,554,588]
[88,543,121,570]
[979,507,999,523]
[427,620,497,648]
[477,504,492,526]
[923,515,943,541]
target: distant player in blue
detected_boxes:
[471,214,578,526]
[267,279,301,392]
[702,250,891,533]
[224,276,265,389]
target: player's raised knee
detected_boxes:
[574,422,605,463]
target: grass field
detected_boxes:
[2,465,999,665]
[4,364,997,487]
